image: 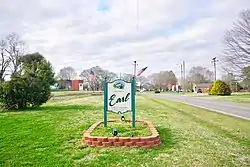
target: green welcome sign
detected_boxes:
[103,77,136,128]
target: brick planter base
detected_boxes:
[82,120,161,149]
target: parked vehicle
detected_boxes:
[155,90,160,93]
[197,89,202,93]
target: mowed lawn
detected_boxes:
[217,93,250,103]
[200,93,250,103]
[0,94,250,166]
[174,92,250,104]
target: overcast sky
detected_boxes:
[0,0,249,78]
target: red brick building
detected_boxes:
[72,80,84,91]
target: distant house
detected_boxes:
[58,78,85,90]
[193,83,212,93]
[58,79,72,89]
[72,80,84,91]
[167,81,177,91]
[171,85,182,92]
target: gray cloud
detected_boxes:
[1,0,250,78]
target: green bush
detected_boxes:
[0,53,55,110]
[208,85,213,95]
[155,90,160,93]
[209,80,231,96]
[0,75,31,109]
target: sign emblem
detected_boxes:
[113,80,125,89]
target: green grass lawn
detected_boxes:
[51,90,103,96]
[91,121,151,137]
[177,92,250,104]
[197,93,250,103]
[216,93,250,103]
[0,93,250,166]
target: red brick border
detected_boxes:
[82,120,161,149]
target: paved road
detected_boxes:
[153,93,250,120]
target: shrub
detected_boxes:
[0,77,28,109]
[209,80,231,96]
[0,53,55,110]
[155,90,160,93]
[208,85,213,95]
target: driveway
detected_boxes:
[153,93,250,120]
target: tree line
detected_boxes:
[56,65,216,91]
[57,66,148,91]
[57,63,248,92]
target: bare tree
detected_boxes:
[242,66,250,90]
[187,66,214,84]
[221,73,235,84]
[5,33,25,74]
[121,73,133,82]
[0,40,11,82]
[79,66,117,91]
[222,10,250,77]
[221,73,239,91]
[148,73,160,89]
[80,68,94,91]
[181,79,193,91]
[148,70,177,90]
[137,76,148,88]
[0,33,25,81]
[58,66,77,80]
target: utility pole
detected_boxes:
[176,63,183,89]
[183,60,185,92]
[180,64,183,87]
[212,57,218,81]
[236,82,238,92]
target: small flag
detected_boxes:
[137,66,148,76]
[89,70,95,81]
